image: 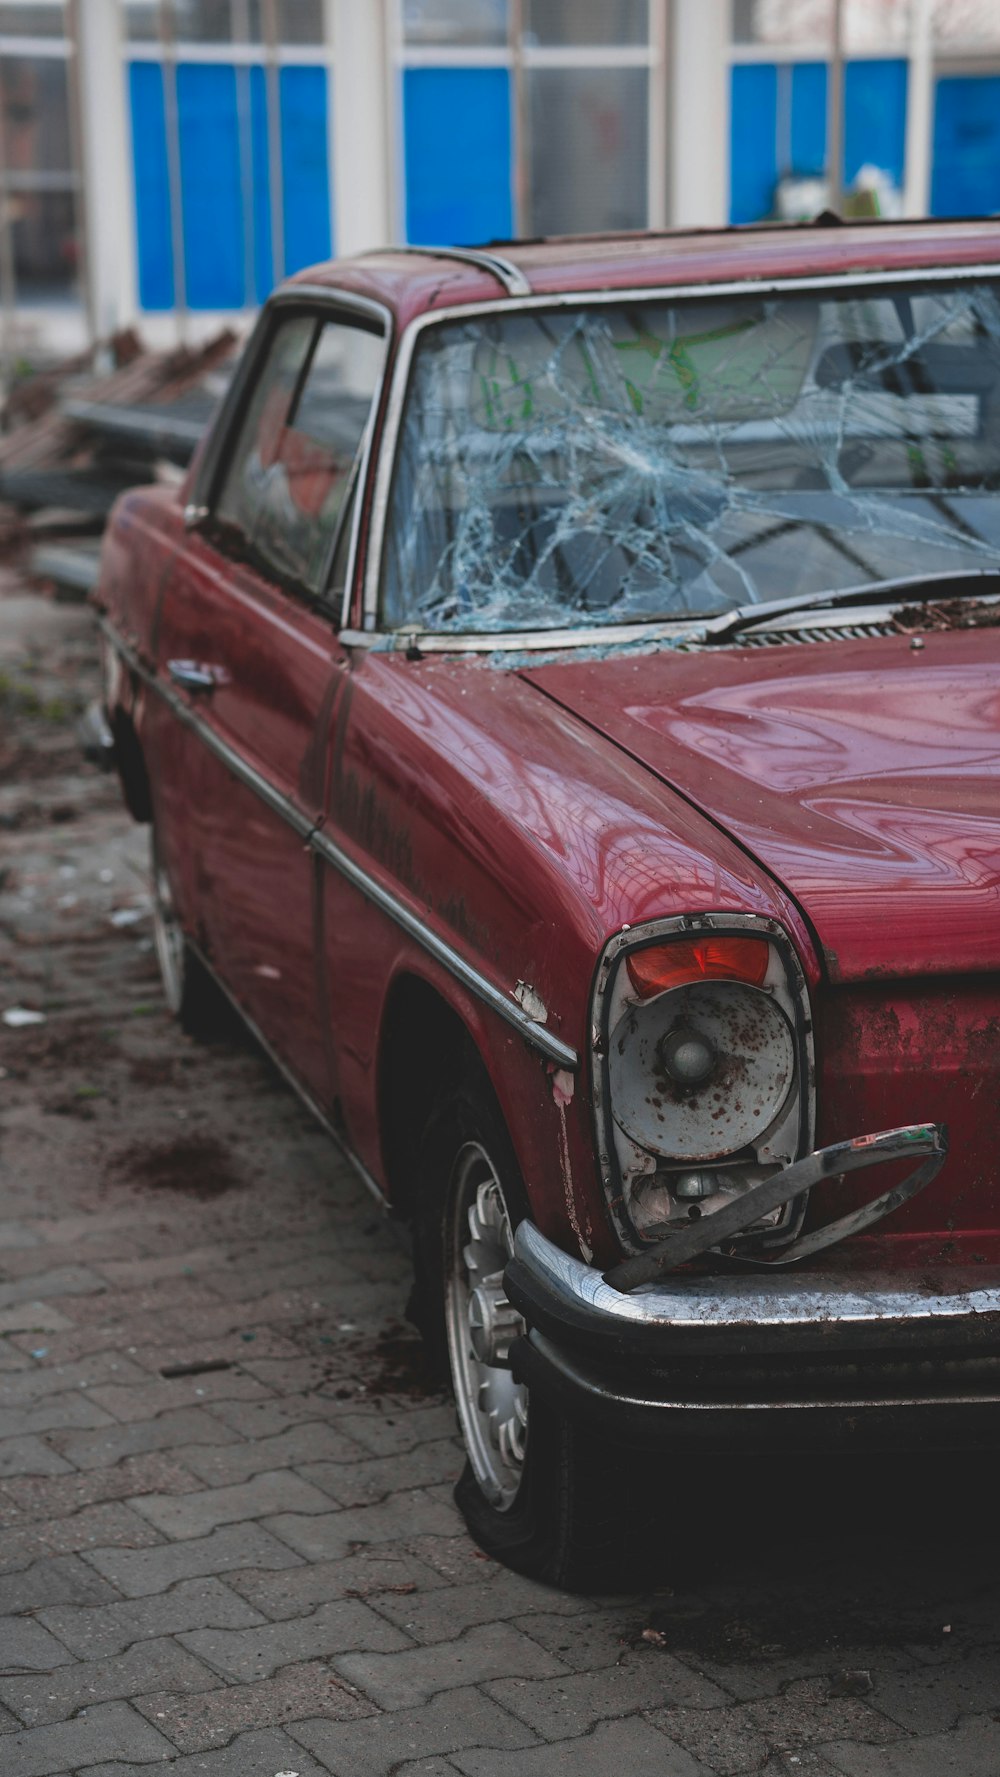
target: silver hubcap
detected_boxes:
[445,1142,528,1510]
[151,836,184,1016]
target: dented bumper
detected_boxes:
[504,1122,1000,1451]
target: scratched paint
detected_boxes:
[555,1097,593,1264]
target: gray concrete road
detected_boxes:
[2,568,1000,1774]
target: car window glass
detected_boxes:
[381,281,1000,634]
[215,313,383,599]
[215,314,314,543]
[327,479,357,608]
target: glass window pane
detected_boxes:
[217,315,384,596]
[276,0,324,43]
[933,0,1000,49]
[523,0,648,47]
[9,186,79,301]
[845,0,911,49]
[170,1,261,43]
[1,55,73,177]
[526,67,647,236]
[0,2,64,35]
[732,0,832,43]
[403,0,507,48]
[328,483,356,604]
[733,0,913,50]
[123,2,160,40]
[171,0,231,40]
[217,316,316,538]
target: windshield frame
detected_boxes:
[358,261,1000,650]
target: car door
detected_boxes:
[150,297,387,1102]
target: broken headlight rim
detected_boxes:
[590,912,816,1256]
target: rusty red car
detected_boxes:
[89,219,1000,1587]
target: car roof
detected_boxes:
[285,217,1000,330]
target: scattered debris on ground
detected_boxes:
[0,328,239,597]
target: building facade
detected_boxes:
[3,0,1000,359]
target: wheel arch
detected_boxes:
[376,969,511,1223]
[110,703,153,824]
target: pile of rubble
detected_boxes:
[0,329,239,598]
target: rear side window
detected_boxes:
[215,310,384,598]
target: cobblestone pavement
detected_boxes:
[3,569,1000,1774]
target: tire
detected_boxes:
[150,829,226,1037]
[412,1061,648,1591]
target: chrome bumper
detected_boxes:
[504,1223,1000,1450]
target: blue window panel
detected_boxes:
[404,67,512,245]
[729,63,778,224]
[844,59,908,188]
[931,75,1000,216]
[249,65,274,302]
[280,66,332,276]
[129,62,174,310]
[790,62,827,178]
[177,63,245,309]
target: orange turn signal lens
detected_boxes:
[625,935,770,999]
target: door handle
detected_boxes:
[167,659,220,694]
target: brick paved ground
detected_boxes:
[3,569,1000,1773]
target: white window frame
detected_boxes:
[120,0,336,328]
[393,0,669,239]
[0,2,89,352]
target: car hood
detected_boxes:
[522,629,1000,983]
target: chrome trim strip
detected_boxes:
[187,936,389,1212]
[607,1123,947,1290]
[101,621,315,841]
[369,244,532,297]
[510,1220,1000,1351]
[369,622,702,654]
[361,259,1000,631]
[309,828,578,1070]
[367,583,1000,658]
[100,618,579,1071]
[272,283,395,324]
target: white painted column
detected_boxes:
[903,0,934,218]
[329,0,394,256]
[75,0,138,337]
[668,0,730,229]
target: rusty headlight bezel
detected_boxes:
[591,912,816,1255]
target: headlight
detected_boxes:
[592,914,814,1252]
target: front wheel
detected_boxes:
[150,830,224,1036]
[414,1069,645,1591]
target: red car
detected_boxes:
[91,220,1000,1588]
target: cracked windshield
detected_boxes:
[381,280,1000,634]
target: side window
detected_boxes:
[214,311,384,600]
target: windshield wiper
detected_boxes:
[700,568,1000,645]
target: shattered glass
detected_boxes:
[380,280,1000,636]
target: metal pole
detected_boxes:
[234,0,257,308]
[648,0,669,230]
[827,0,844,213]
[0,47,19,385]
[64,0,97,357]
[903,0,933,218]
[509,0,525,238]
[160,0,188,344]
[263,0,285,283]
